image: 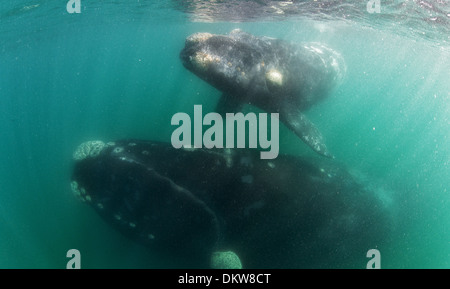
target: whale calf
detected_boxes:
[180,29,346,157]
[71,139,391,268]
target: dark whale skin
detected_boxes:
[71,139,392,268]
[180,30,346,157]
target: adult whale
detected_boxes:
[71,139,392,268]
[180,29,346,158]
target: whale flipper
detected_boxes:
[280,105,333,158]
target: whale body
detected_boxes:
[71,139,392,268]
[180,29,346,157]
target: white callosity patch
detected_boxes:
[114,214,136,231]
[186,33,221,72]
[191,51,221,72]
[265,68,283,87]
[320,167,336,179]
[73,140,106,161]
[113,147,124,154]
[229,28,242,35]
[70,181,80,197]
[70,180,92,203]
[210,251,243,269]
[187,32,213,44]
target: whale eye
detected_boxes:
[265,68,283,89]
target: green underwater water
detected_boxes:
[0,1,449,268]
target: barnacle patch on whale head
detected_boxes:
[191,51,220,72]
[70,180,91,202]
[73,140,106,160]
[186,32,213,44]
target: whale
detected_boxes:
[180,29,346,158]
[71,139,392,268]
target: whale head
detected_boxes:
[180,30,263,95]
[71,140,220,262]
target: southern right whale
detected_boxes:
[71,139,392,268]
[180,29,346,158]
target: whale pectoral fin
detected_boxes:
[280,106,334,158]
[216,93,244,116]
